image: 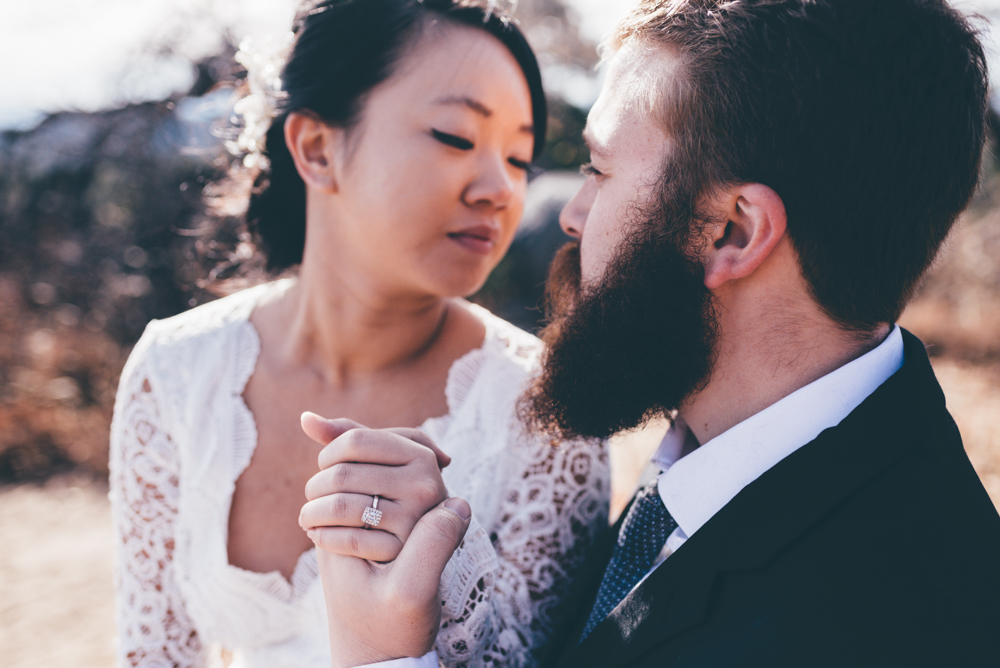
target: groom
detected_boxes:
[311,0,1000,665]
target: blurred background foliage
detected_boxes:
[0,0,598,482]
[0,0,998,505]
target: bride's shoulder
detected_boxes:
[465,302,543,372]
[129,280,284,366]
[438,302,544,419]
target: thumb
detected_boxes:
[301,412,364,447]
[390,498,471,602]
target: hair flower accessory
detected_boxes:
[230,33,294,171]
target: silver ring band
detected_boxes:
[361,494,383,528]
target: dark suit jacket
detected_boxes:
[547,330,1000,667]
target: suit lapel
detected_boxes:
[717,329,943,572]
[575,505,739,667]
[554,330,944,666]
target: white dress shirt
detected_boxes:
[363,325,905,667]
[650,324,904,564]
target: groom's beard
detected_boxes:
[521,217,719,441]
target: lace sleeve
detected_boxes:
[435,434,609,667]
[109,346,205,667]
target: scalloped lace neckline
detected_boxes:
[224,283,502,595]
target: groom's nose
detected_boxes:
[559,178,596,239]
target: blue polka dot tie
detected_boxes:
[580,478,677,641]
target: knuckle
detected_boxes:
[414,479,443,508]
[330,463,352,489]
[406,429,432,449]
[342,428,368,452]
[416,446,437,468]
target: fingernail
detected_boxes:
[444,497,471,521]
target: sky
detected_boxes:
[0,0,998,130]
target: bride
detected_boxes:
[109,0,608,666]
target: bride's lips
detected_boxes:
[447,224,499,255]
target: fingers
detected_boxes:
[299,491,400,532]
[302,413,451,471]
[308,526,404,563]
[304,462,407,502]
[384,428,451,469]
[316,427,441,471]
[301,412,363,447]
[388,498,471,603]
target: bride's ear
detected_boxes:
[283,112,344,193]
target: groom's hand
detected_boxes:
[299,412,453,563]
[315,497,471,667]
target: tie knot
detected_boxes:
[617,479,673,549]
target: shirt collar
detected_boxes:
[654,325,905,539]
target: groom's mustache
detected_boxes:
[542,241,583,323]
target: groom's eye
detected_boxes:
[508,157,531,171]
[431,129,474,150]
[580,162,603,177]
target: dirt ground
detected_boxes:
[1,360,997,668]
[0,474,116,667]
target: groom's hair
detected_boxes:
[613,0,988,332]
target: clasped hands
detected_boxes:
[298,412,471,667]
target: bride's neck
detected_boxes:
[263,262,451,388]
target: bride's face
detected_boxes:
[308,22,536,300]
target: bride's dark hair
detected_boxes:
[246,0,546,271]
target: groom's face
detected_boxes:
[559,43,675,286]
[522,45,719,440]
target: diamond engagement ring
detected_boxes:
[361,495,383,528]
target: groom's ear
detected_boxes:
[699,183,787,290]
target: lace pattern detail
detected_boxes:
[109,287,609,668]
[110,349,206,666]
[436,428,608,667]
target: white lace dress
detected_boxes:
[109,282,609,668]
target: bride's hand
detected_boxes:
[298,412,453,562]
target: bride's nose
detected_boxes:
[462,153,515,209]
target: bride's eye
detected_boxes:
[431,129,474,150]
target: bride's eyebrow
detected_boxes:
[434,95,494,117]
[433,95,534,136]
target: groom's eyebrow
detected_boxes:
[434,95,534,134]
[582,127,610,160]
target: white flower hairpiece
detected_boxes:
[484,0,517,22]
[229,33,294,172]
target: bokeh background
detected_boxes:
[1,0,999,665]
